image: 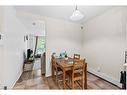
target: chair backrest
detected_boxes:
[72,59,85,77]
[74,54,80,60]
[72,59,86,89]
[51,55,57,68]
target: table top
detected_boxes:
[55,57,74,68]
[55,57,87,70]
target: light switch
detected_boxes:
[0,34,3,45]
[0,34,1,40]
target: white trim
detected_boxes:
[88,67,122,88]
[9,69,23,89]
[0,69,22,89]
[46,74,51,77]
[0,86,3,89]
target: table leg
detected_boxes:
[52,66,54,79]
[63,70,66,89]
[84,63,87,89]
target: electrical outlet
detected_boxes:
[97,67,101,72]
[0,34,1,40]
[4,86,7,90]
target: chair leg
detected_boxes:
[82,79,84,89]
[52,66,55,79]
[72,80,74,89]
[69,77,71,89]
[81,79,84,89]
[82,72,85,89]
[56,70,58,85]
[67,76,72,89]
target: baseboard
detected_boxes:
[10,69,23,89]
[0,69,23,90]
[0,86,3,89]
[88,67,122,88]
[45,72,52,77]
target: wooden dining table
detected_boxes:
[52,57,87,89]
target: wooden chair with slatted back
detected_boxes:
[51,55,63,84]
[74,54,80,60]
[67,59,85,89]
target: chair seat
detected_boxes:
[53,66,62,72]
[66,70,72,76]
[57,67,62,71]
[66,70,82,81]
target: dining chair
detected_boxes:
[67,59,85,89]
[74,54,80,60]
[51,55,63,85]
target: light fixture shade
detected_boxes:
[70,10,84,21]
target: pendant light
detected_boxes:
[70,5,84,21]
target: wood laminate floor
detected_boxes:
[13,69,120,89]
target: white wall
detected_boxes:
[0,7,4,89]
[83,7,126,87]
[27,34,36,52]
[16,12,45,37]
[45,17,83,76]
[0,7,2,33]
[16,13,46,55]
[0,47,4,89]
[1,7,28,89]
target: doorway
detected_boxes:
[34,36,46,74]
[24,20,46,76]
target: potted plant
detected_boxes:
[65,51,68,60]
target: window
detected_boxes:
[36,36,45,55]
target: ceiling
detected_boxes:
[15,6,113,24]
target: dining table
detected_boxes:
[52,57,87,89]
